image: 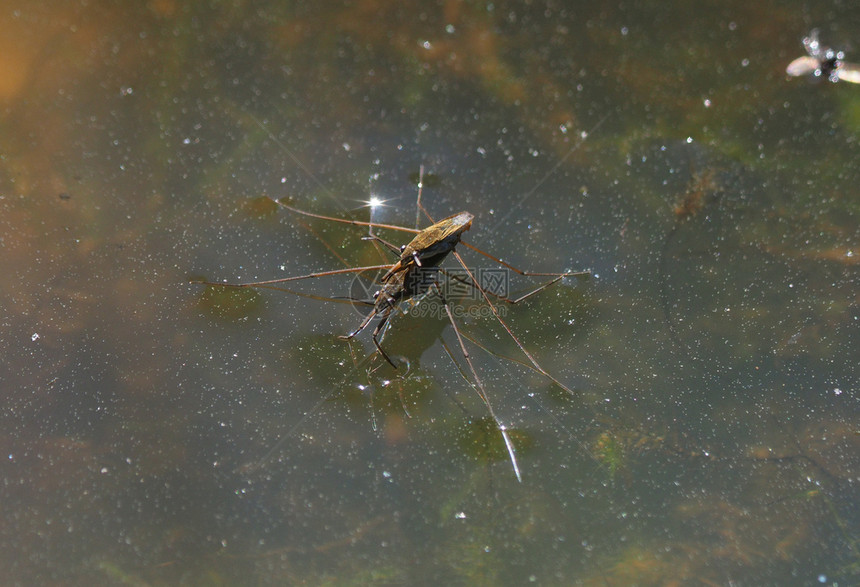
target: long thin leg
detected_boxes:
[337,304,398,368]
[457,328,607,471]
[277,201,421,234]
[461,241,590,279]
[433,283,522,482]
[452,250,577,398]
[443,269,568,305]
[199,281,373,306]
[370,310,397,368]
[191,264,393,289]
[338,306,380,341]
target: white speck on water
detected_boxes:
[31,332,40,341]
[455,511,467,519]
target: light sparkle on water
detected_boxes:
[366,195,385,209]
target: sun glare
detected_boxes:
[365,195,387,209]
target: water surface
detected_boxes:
[1,1,858,584]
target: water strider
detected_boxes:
[193,119,603,481]
[195,189,588,480]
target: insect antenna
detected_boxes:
[414,164,437,226]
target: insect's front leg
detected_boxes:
[339,308,378,341]
[371,308,397,369]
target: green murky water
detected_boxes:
[1,1,858,584]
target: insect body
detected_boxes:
[786,29,860,84]
[343,211,474,367]
[384,212,473,278]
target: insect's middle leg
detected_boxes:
[428,281,522,482]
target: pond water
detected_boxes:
[1,1,858,584]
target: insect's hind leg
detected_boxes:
[429,282,522,482]
[443,270,569,305]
